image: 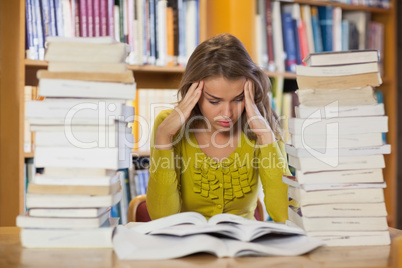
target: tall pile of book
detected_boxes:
[18,36,136,248]
[284,50,391,246]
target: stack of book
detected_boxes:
[19,36,136,248]
[284,50,391,246]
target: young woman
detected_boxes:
[146,33,291,222]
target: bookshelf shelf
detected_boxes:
[132,151,151,157]
[279,0,392,13]
[0,0,397,227]
[24,152,34,158]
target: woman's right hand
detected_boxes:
[155,81,204,150]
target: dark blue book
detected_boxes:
[317,5,333,52]
[292,19,302,65]
[281,6,297,72]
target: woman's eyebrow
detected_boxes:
[204,91,244,100]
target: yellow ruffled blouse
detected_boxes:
[146,110,291,222]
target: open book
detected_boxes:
[113,212,324,259]
[131,211,305,242]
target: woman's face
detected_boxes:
[197,76,246,133]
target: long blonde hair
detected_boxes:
[177,33,282,140]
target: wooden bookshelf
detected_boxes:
[0,0,398,227]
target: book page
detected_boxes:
[113,225,227,259]
[130,212,207,234]
[224,235,324,257]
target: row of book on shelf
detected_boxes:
[255,0,385,75]
[327,0,390,7]
[26,0,387,71]
[283,49,390,246]
[25,0,200,66]
[19,36,138,248]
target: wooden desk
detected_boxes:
[1,227,402,268]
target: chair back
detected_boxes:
[127,195,151,222]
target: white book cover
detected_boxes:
[282,176,386,191]
[30,121,127,132]
[294,168,384,184]
[288,154,385,172]
[34,146,132,170]
[295,103,384,118]
[303,230,390,247]
[285,143,391,158]
[38,79,136,100]
[17,209,110,229]
[295,62,379,77]
[47,61,128,73]
[28,207,110,218]
[33,171,120,186]
[288,186,385,206]
[289,132,384,149]
[288,116,388,136]
[35,125,134,148]
[26,190,122,208]
[20,217,119,248]
[26,99,135,125]
[296,86,377,107]
[288,207,388,232]
[293,202,388,218]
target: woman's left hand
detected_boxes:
[244,80,275,145]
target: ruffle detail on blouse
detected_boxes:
[192,153,251,201]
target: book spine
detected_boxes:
[166,3,174,66]
[54,0,64,36]
[317,5,333,52]
[87,0,94,36]
[100,0,108,36]
[79,0,88,37]
[114,5,121,41]
[48,0,57,36]
[310,6,323,53]
[25,0,37,60]
[281,7,297,72]
[72,0,81,36]
[93,0,100,36]
[107,0,115,37]
[144,0,150,65]
[265,0,275,71]
[61,0,73,37]
[34,0,45,59]
[172,0,179,65]
[40,0,51,41]
[156,0,167,66]
[177,0,185,66]
[148,0,156,65]
[292,18,302,66]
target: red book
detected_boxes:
[297,19,309,66]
